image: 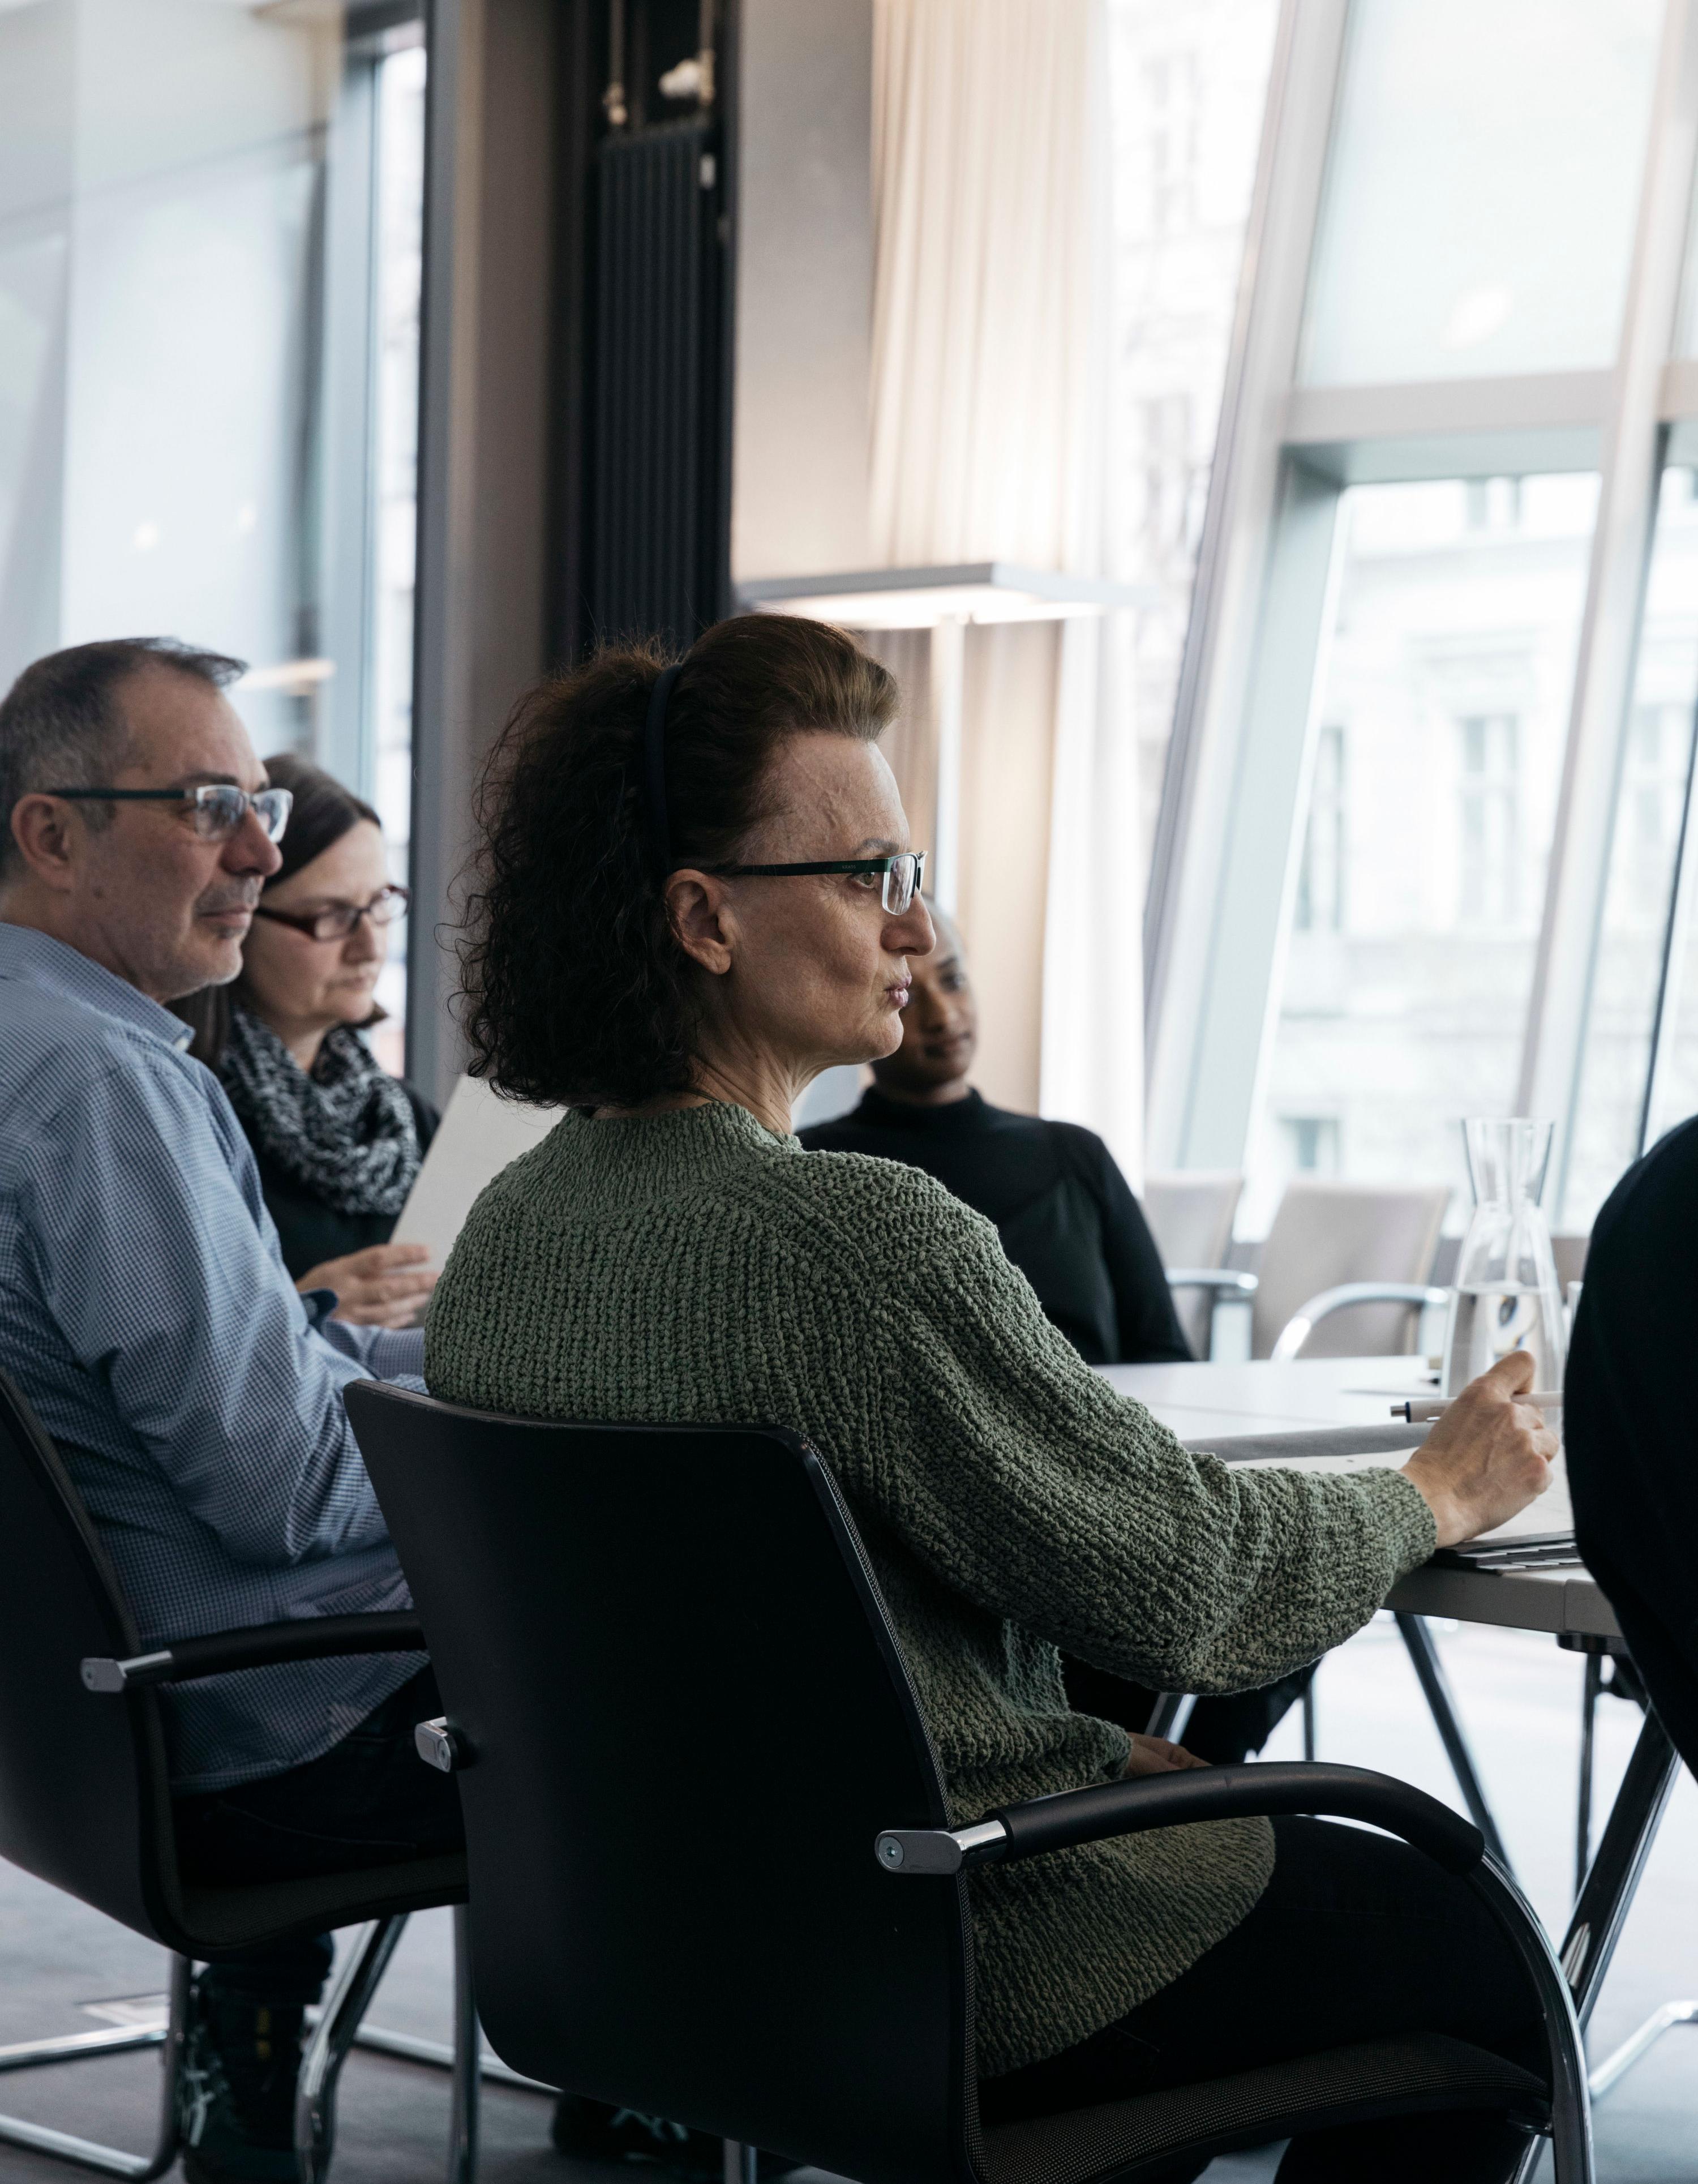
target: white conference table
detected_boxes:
[1098,1354,1690,2066]
[1099,1354,1620,1643]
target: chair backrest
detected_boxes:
[1253,1179,1449,1359]
[1141,1172,1244,1357]
[0,1371,177,1944]
[346,1384,977,2184]
[1141,1171,1243,1271]
[1551,1231,1589,1294]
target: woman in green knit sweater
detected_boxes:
[427,614,1557,2182]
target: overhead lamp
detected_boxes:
[734,563,1153,909]
[735,561,1146,629]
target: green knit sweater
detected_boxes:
[425,1100,1435,2078]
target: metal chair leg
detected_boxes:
[1395,1612,1516,1877]
[1558,1707,1682,2029]
[447,1905,480,2184]
[1555,1686,1696,2110]
[0,1952,188,2179]
[1576,1652,1602,1898]
[722,2140,758,2184]
[1588,1999,1698,2101]
[1301,1673,1317,1762]
[295,1916,408,2184]
[1469,1857,1594,2184]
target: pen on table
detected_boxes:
[1391,1393,1563,1423]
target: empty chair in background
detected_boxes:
[1142,1170,1245,1358]
[1256,1178,1451,1360]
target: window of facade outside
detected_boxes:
[0,0,425,1071]
[1106,0,1280,860]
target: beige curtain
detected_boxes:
[868,0,1143,1167]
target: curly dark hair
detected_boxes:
[456,614,900,1109]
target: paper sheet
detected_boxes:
[390,1074,561,1269]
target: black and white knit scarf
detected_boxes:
[218,1005,422,1218]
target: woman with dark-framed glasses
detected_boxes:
[174,753,439,1328]
[427,613,1560,2184]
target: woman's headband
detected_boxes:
[644,662,684,875]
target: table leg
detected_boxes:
[1394,1612,1516,1877]
[1576,1653,1602,1899]
[1559,1706,1681,2028]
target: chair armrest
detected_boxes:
[874,1760,1482,1878]
[81,1611,425,1693]
[1269,1283,1451,1363]
[1164,1269,1258,1297]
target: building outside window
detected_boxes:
[1141,0,1698,1257]
[1456,711,1521,928]
[1281,1114,1341,1175]
[1245,474,1597,1234]
[1294,722,1346,935]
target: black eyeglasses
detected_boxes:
[252,885,410,943]
[706,850,927,914]
[42,784,293,843]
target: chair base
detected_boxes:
[0,1913,486,2183]
[0,1955,188,2181]
[1589,1999,1698,2102]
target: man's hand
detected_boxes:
[297,1243,438,1329]
[1400,1350,1557,1548]
[1123,1732,1209,1777]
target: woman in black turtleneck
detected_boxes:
[800,905,1315,1767]
[797,904,1189,1368]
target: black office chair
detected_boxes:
[345,1382,1593,2184]
[0,1368,478,2183]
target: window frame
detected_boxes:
[1144,0,1698,1224]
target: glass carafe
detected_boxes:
[1440,1119,1566,1402]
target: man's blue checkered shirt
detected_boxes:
[0,924,426,1796]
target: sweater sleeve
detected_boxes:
[853,1184,1434,1697]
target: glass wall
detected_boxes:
[1561,468,1698,1223]
[1249,474,1598,1232]
[1300,0,1661,385]
[1146,0,1698,1245]
[1107,0,1280,856]
[0,0,425,1063]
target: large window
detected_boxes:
[0,0,425,1061]
[1249,475,1597,1231]
[1107,0,1281,856]
[1299,0,1661,385]
[1564,467,1698,1219]
[1147,0,1698,1245]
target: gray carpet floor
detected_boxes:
[0,1615,1691,2182]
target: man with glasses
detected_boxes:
[0,639,461,2184]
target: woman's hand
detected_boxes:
[1122,1733,1208,1777]
[296,1243,438,1329]
[1400,1350,1557,1547]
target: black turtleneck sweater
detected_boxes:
[799,1087,1191,1367]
